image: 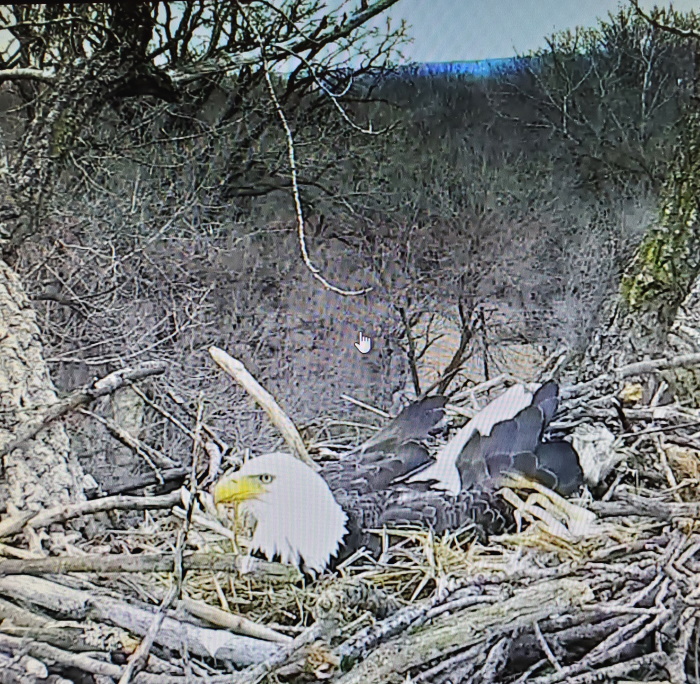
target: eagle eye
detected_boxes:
[259,473,274,484]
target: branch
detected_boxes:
[629,0,700,41]
[589,491,700,520]
[562,352,700,399]
[0,361,167,459]
[240,2,372,297]
[0,552,298,584]
[0,491,181,539]
[171,0,401,85]
[0,575,280,667]
[209,346,314,467]
[0,66,56,83]
[334,579,593,684]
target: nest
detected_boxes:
[2,351,700,683]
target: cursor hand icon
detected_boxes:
[355,332,371,354]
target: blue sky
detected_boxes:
[374,0,700,62]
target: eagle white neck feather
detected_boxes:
[237,452,348,573]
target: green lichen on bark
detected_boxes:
[621,112,700,329]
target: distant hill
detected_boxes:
[394,56,538,78]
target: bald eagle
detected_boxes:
[213,382,582,573]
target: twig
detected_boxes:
[0,361,167,458]
[564,352,700,399]
[547,652,667,684]
[0,491,181,539]
[0,632,177,683]
[534,621,564,673]
[630,0,700,40]
[80,407,176,471]
[412,642,483,683]
[340,394,390,418]
[480,636,510,683]
[119,584,178,684]
[666,607,698,683]
[654,434,682,502]
[209,347,313,467]
[228,621,329,684]
[398,305,422,396]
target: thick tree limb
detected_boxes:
[0,575,280,667]
[0,552,300,583]
[335,579,593,684]
[0,361,167,459]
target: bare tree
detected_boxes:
[579,4,700,373]
[0,1,402,510]
[500,6,692,192]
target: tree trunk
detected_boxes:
[0,259,85,512]
[0,7,165,512]
[584,111,700,395]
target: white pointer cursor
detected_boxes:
[354,331,372,354]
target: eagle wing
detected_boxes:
[455,381,583,496]
[329,383,583,559]
[321,395,447,495]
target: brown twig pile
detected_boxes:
[1,351,700,683]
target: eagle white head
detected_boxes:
[213,452,348,574]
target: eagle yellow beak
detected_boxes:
[213,475,266,505]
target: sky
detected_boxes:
[374,0,700,62]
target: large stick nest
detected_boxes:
[1,354,700,683]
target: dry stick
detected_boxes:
[125,390,223,485]
[0,573,280,667]
[209,347,313,467]
[0,361,167,458]
[131,384,197,443]
[479,636,510,683]
[413,642,484,683]
[334,578,592,684]
[436,302,474,395]
[0,490,181,539]
[80,407,176,471]
[449,373,517,404]
[181,597,292,644]
[125,403,207,684]
[398,305,422,396]
[666,607,698,683]
[339,394,390,418]
[98,467,188,497]
[563,351,700,399]
[654,434,683,503]
[559,652,667,684]
[164,386,229,451]
[589,492,700,520]
[335,581,457,665]
[228,621,329,684]
[530,607,673,684]
[0,552,298,583]
[534,621,564,674]
[0,633,179,683]
[119,584,178,684]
